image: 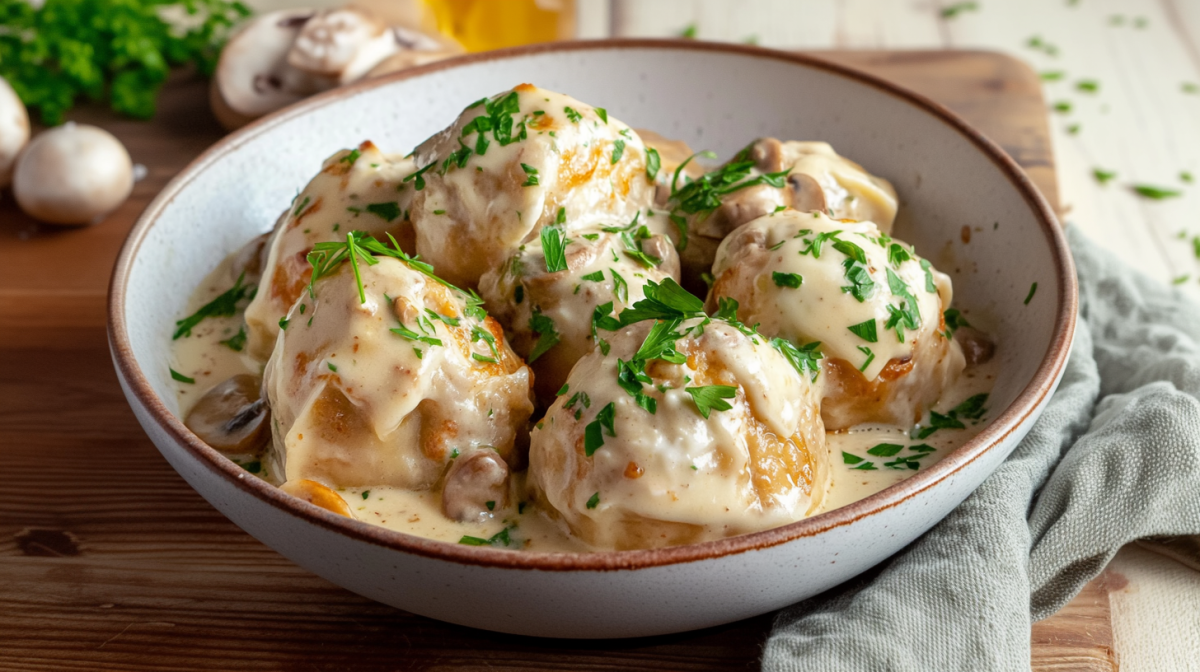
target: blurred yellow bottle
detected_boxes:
[422,0,576,52]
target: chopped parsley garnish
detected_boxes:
[472,353,498,364]
[563,106,582,123]
[219,326,247,352]
[645,147,661,180]
[842,451,865,465]
[591,302,621,355]
[520,163,539,187]
[920,259,937,293]
[362,490,370,499]
[940,1,977,18]
[1024,282,1038,305]
[915,394,988,439]
[340,148,361,166]
[1173,275,1190,285]
[841,256,876,302]
[1040,71,1065,81]
[173,273,251,340]
[581,271,605,282]
[528,311,561,362]
[866,443,904,456]
[772,271,803,288]
[169,367,194,384]
[620,229,662,269]
[470,325,500,361]
[363,202,401,222]
[667,147,789,222]
[541,226,569,273]
[557,383,569,396]
[618,278,705,326]
[595,107,608,124]
[584,402,617,456]
[943,308,970,337]
[798,230,842,258]
[883,269,921,342]
[458,526,516,547]
[1093,168,1117,185]
[856,345,875,372]
[685,385,737,419]
[1132,185,1182,200]
[1076,79,1099,93]
[391,323,442,347]
[586,492,601,509]
[611,269,629,303]
[403,163,434,191]
[278,316,289,330]
[611,139,625,164]
[556,207,567,225]
[848,319,878,343]
[327,362,337,372]
[888,243,912,267]
[293,196,311,218]
[770,338,823,382]
[460,90,527,150]
[1053,101,1072,114]
[679,23,697,38]
[433,209,446,215]
[1182,172,1194,184]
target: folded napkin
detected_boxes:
[763,227,1200,671]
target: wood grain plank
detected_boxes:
[0,53,1113,671]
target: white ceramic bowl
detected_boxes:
[109,40,1076,638]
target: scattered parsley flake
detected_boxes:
[773,271,803,288]
[1133,185,1182,200]
[611,139,625,164]
[520,163,539,187]
[1024,282,1038,305]
[586,492,601,509]
[173,273,251,340]
[528,311,561,362]
[645,147,661,180]
[169,367,194,384]
[584,402,617,456]
[848,319,878,343]
[940,2,977,18]
[1093,168,1117,185]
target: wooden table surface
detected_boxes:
[0,51,1115,670]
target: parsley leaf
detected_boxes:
[169,367,195,384]
[848,319,878,343]
[365,202,401,222]
[645,147,661,180]
[541,226,569,273]
[685,385,738,419]
[618,278,704,325]
[173,273,250,340]
[772,271,803,288]
[219,326,247,352]
[770,338,824,382]
[528,311,561,362]
[584,402,617,455]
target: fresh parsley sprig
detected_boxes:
[0,0,251,124]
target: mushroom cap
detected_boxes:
[13,122,133,226]
[287,8,398,84]
[0,76,30,189]
[211,8,326,131]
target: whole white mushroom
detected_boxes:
[13,122,133,225]
[0,76,30,189]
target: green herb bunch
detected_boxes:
[0,0,251,124]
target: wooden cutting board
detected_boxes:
[0,50,1116,670]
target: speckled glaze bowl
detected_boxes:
[109,40,1076,638]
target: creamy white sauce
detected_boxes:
[172,246,996,551]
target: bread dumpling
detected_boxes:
[264,249,534,495]
[244,141,416,359]
[708,209,963,430]
[407,84,657,287]
[668,138,897,292]
[529,301,828,550]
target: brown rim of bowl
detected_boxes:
[108,39,1077,572]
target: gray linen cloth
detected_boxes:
[763,227,1200,671]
